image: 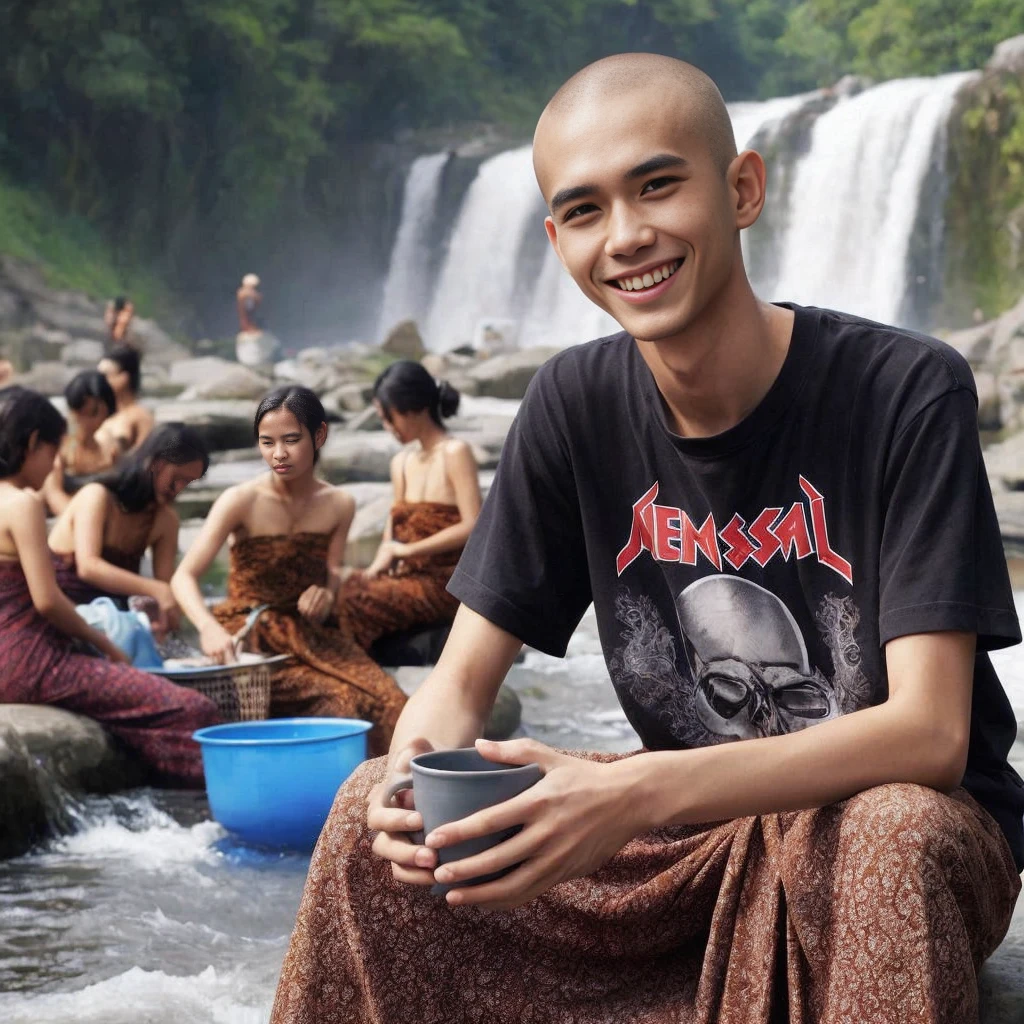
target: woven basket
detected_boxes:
[182,664,272,722]
[157,655,289,723]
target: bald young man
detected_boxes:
[271,55,1022,1023]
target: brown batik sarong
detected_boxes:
[335,501,461,650]
[271,752,1021,1024]
[212,532,407,756]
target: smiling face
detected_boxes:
[257,407,324,478]
[534,84,763,345]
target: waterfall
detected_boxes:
[770,72,976,323]
[376,152,450,340]
[423,146,545,351]
[377,72,974,351]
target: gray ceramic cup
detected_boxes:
[386,746,543,895]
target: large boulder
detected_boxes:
[171,357,272,401]
[467,346,561,399]
[319,432,399,483]
[0,705,146,859]
[989,34,1024,74]
[381,319,425,359]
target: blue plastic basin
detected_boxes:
[193,718,373,851]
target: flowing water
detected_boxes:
[2,592,1020,1020]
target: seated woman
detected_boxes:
[336,361,481,653]
[41,370,119,515]
[0,386,217,785]
[171,386,408,756]
[48,423,209,638]
[95,345,154,454]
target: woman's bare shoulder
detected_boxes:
[442,437,476,463]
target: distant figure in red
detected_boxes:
[237,274,263,333]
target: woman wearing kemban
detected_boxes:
[96,345,154,454]
[41,370,119,515]
[337,361,481,652]
[171,386,408,756]
[0,387,216,784]
[48,423,208,639]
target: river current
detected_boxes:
[1,602,1021,1022]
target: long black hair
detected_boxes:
[253,386,327,463]
[65,370,116,416]
[0,386,66,478]
[373,360,459,427]
[98,422,209,513]
[102,345,141,395]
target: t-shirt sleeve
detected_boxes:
[878,386,1020,650]
[447,364,592,656]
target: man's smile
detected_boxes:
[606,258,684,302]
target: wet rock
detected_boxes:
[467,346,561,399]
[0,705,146,859]
[944,320,996,366]
[381,319,425,359]
[340,404,385,432]
[130,318,191,365]
[985,432,1024,491]
[393,668,522,741]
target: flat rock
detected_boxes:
[155,399,256,452]
[172,358,272,401]
[467,346,561,399]
[319,431,400,482]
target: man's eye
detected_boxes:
[564,203,598,221]
[641,176,679,195]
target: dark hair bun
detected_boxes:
[437,380,460,420]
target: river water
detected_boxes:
[1,602,1021,1021]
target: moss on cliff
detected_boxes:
[940,69,1024,328]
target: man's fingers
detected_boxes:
[433,826,537,886]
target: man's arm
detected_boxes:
[421,629,975,909]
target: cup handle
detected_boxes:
[384,774,425,845]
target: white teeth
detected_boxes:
[615,259,681,291]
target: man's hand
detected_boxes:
[368,738,438,885]
[297,584,333,624]
[423,738,643,910]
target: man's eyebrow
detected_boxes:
[548,154,688,213]
[625,153,688,179]
[549,184,597,214]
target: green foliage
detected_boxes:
[1,0,1023,330]
[0,172,175,321]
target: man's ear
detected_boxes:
[729,149,767,231]
[544,216,568,270]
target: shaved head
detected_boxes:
[536,53,737,182]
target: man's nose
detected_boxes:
[604,201,656,259]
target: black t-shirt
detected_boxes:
[449,303,1024,869]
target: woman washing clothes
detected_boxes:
[171,386,408,756]
[0,387,217,784]
[41,370,119,515]
[336,361,481,652]
[48,423,209,639]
